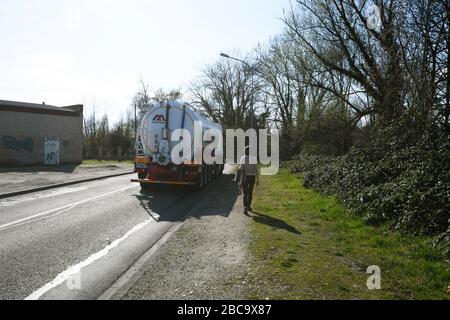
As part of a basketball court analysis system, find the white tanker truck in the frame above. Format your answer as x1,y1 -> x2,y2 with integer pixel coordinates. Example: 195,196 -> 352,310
132,101 -> 224,189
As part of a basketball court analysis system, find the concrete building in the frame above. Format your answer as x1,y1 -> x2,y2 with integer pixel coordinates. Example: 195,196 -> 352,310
0,100 -> 83,165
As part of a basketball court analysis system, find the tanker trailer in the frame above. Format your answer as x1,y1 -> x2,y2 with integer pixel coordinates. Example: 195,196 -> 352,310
132,101 -> 224,189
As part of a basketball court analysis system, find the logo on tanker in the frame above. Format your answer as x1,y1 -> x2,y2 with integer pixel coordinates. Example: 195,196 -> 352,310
152,114 -> 166,123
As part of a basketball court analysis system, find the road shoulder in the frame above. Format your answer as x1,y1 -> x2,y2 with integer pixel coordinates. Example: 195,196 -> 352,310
121,175 -> 256,300
118,170 -> 449,300
248,170 -> 449,300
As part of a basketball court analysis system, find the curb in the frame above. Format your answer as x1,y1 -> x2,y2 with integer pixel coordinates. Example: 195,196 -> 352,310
97,221 -> 185,300
98,175 -> 225,300
0,171 -> 134,199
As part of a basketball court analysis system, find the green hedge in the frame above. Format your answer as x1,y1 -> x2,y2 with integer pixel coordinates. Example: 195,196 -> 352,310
284,123 -> 450,253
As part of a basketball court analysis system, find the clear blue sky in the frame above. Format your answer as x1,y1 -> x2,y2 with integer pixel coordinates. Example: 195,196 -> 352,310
0,0 -> 290,123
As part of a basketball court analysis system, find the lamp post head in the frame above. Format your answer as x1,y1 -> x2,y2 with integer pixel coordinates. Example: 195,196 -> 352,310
220,53 -> 230,58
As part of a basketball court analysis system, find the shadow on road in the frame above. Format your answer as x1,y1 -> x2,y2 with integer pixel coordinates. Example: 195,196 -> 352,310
132,172 -> 301,236
250,211 -> 302,235
133,175 -> 239,222
189,174 -> 240,219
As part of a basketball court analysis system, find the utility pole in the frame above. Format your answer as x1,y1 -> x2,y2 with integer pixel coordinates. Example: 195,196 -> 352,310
134,102 -> 137,148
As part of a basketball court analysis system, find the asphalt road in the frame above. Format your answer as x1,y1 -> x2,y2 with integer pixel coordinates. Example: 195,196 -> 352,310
0,174 -> 213,300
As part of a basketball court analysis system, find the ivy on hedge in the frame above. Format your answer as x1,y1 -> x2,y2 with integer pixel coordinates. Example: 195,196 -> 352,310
284,121 -> 450,255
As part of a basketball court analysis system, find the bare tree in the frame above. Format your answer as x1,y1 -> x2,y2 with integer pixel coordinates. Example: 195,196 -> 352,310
284,0 -> 408,122
256,37 -> 296,132
132,78 -> 151,113
255,36 -> 308,157
190,58 -> 257,129
403,0 -> 449,127
153,88 -> 183,103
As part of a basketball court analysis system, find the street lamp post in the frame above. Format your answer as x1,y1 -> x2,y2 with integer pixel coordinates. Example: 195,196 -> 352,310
220,53 -> 256,129
134,102 -> 137,141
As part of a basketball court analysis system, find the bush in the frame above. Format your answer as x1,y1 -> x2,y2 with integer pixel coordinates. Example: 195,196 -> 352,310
284,122 -> 450,241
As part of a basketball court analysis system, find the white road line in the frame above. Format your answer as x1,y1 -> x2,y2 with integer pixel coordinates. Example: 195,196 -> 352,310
0,204 -> 79,232
0,185 -> 138,231
25,218 -> 153,300
0,186 -> 88,207
0,175 -> 132,208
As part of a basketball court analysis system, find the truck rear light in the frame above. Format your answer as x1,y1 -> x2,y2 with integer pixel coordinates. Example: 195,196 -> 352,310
136,156 -> 153,165
135,156 -> 146,164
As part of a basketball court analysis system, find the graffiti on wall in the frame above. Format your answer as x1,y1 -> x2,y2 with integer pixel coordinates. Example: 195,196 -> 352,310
1,136 -> 34,153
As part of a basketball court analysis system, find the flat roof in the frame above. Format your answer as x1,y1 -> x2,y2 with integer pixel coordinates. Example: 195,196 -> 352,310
0,100 -> 82,117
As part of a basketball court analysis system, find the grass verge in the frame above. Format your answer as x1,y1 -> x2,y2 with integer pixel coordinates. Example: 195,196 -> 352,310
81,160 -> 133,166
247,169 -> 449,299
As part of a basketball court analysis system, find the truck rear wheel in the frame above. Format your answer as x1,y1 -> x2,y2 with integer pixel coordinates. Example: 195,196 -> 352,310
140,183 -> 151,190
195,170 -> 204,190
206,166 -> 209,184
206,166 -> 211,184
213,164 -> 220,178
138,172 -> 152,190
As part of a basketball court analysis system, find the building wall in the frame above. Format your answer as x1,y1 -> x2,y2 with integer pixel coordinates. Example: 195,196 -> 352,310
0,106 -> 83,165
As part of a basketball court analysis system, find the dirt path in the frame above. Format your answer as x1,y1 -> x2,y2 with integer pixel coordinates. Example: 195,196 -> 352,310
122,175 -> 257,300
